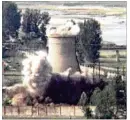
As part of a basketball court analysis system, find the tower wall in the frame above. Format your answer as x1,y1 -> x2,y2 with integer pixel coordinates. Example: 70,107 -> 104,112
48,36 -> 80,73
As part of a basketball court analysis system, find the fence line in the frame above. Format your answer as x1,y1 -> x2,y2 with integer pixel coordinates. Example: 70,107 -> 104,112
2,105 -> 84,118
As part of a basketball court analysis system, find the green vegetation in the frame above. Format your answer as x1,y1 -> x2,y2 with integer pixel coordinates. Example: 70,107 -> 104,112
84,107 -> 92,119
90,84 -> 116,118
79,19 -> 102,63
82,75 -> 126,119
2,1 -> 21,42
115,76 -> 126,110
21,8 -> 50,46
3,97 -> 12,105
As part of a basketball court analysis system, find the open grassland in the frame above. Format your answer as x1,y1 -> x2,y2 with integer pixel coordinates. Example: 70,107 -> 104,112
17,3 -> 126,16
63,7 -> 126,16
100,49 -> 126,58
99,49 -> 126,70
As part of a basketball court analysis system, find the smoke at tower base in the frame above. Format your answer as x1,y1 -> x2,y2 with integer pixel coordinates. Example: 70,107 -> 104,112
3,50 -> 107,105
21,50 -> 106,105
22,51 -> 52,98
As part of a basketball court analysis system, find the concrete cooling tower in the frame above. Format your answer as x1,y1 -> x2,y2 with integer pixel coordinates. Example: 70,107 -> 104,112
47,20 -> 81,73
48,36 -> 80,73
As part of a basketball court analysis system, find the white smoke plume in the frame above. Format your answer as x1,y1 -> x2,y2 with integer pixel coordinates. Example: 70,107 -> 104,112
47,20 -> 80,37
22,51 -> 52,97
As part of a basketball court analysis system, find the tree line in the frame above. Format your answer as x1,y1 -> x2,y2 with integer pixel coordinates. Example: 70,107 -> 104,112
2,1 -> 50,48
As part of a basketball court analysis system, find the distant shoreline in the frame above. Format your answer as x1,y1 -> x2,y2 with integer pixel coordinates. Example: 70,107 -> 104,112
15,1 -> 126,7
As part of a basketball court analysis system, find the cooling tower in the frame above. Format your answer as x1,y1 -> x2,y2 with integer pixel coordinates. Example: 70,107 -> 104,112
48,36 -> 80,73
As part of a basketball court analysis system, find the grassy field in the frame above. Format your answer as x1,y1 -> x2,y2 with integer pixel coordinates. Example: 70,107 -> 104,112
98,49 -> 126,76
16,2 -> 126,17
100,50 -> 126,58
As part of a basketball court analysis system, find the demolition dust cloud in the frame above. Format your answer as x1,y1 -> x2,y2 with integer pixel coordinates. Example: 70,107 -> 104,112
22,51 -> 52,97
